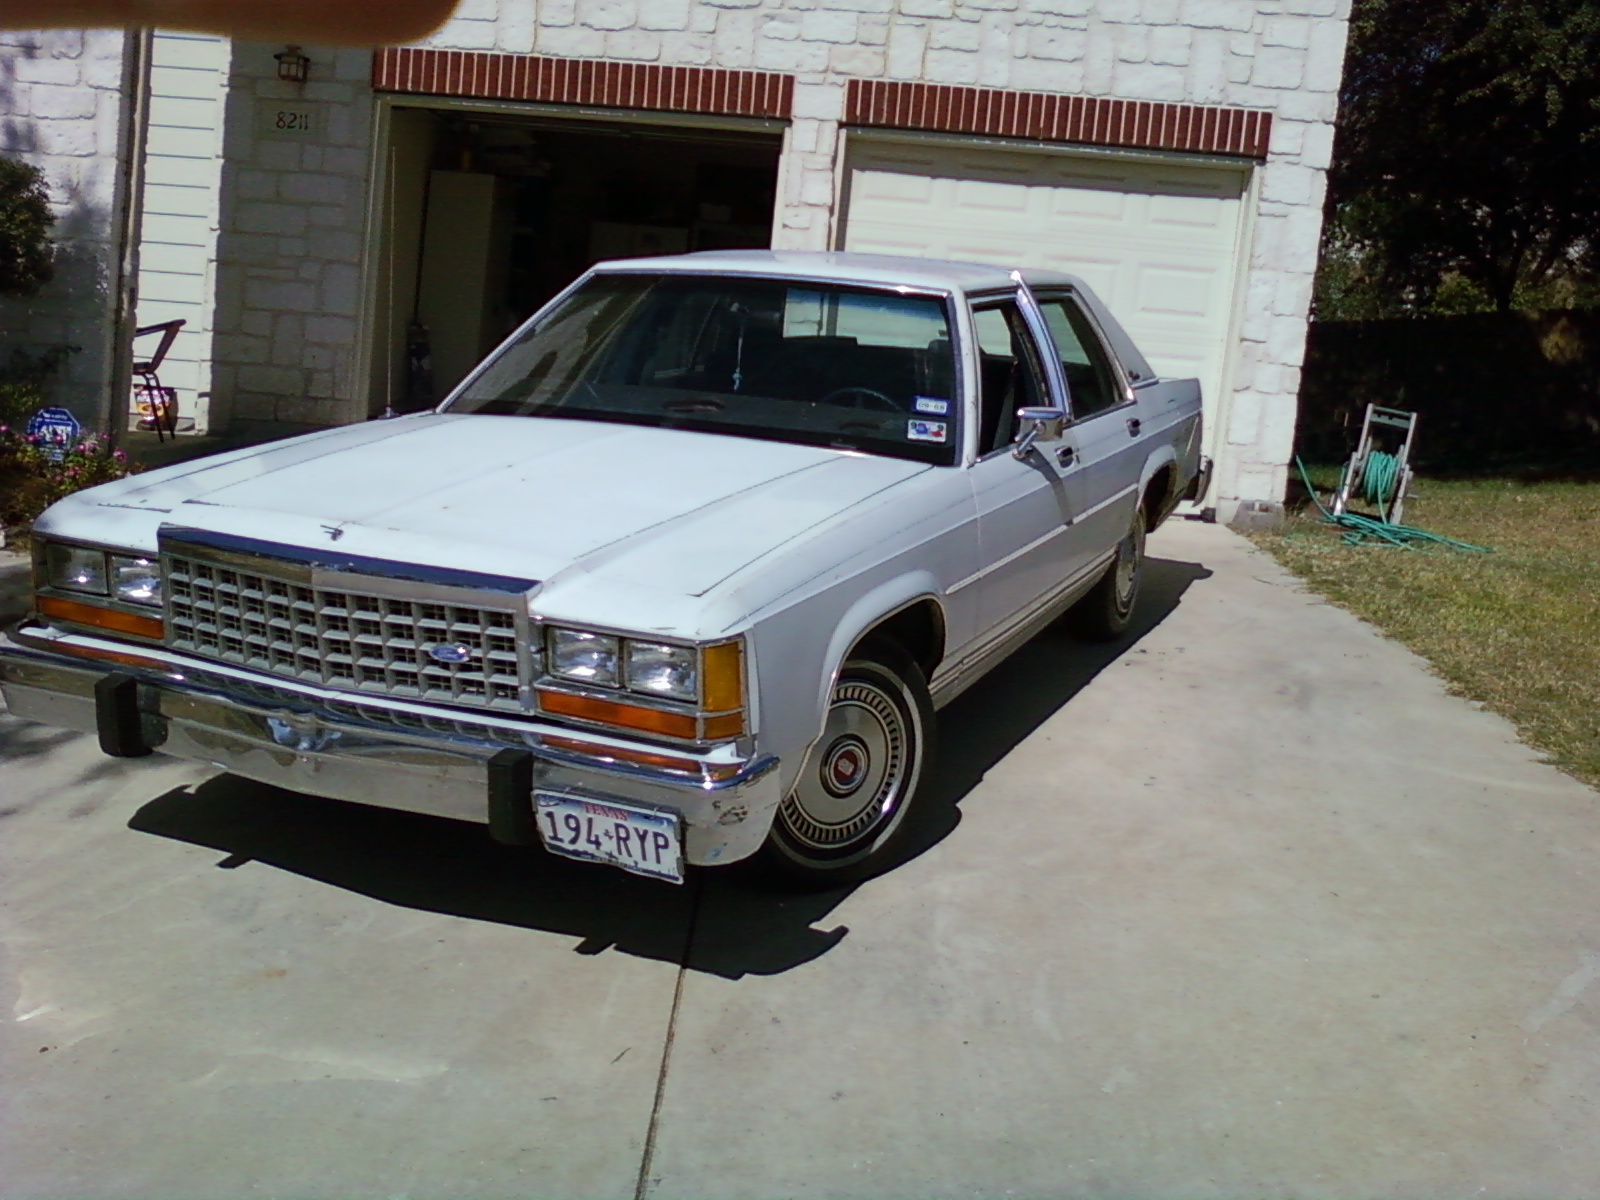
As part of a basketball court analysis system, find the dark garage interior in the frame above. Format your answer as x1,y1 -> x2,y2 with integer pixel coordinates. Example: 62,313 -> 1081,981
372,106 -> 783,412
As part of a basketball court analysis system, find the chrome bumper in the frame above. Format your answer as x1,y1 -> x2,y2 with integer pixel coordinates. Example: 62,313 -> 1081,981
0,624 -> 782,868
1181,453 -> 1214,505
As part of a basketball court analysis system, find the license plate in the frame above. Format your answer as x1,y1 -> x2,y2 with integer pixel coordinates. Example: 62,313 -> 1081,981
534,792 -> 684,884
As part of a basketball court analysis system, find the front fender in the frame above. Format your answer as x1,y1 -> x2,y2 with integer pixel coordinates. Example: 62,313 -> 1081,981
815,572 -> 945,718
742,569 -> 947,799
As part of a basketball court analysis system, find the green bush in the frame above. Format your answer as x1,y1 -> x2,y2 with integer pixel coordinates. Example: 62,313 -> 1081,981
0,345 -> 77,427
0,157 -> 55,298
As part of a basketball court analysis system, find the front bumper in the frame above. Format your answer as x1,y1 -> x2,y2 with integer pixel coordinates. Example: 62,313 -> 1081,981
0,623 -> 782,868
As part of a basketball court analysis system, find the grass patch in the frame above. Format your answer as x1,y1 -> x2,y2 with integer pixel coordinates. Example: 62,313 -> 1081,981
1251,473 -> 1600,791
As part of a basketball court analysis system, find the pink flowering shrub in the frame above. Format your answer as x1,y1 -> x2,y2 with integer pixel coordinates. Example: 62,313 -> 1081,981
0,427 -> 139,547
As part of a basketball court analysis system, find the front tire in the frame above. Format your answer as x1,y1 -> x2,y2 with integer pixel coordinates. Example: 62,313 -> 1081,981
758,644 -> 934,890
1066,502 -> 1146,641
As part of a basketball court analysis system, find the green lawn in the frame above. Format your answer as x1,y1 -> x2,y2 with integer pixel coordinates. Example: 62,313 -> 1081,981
1251,473 -> 1600,791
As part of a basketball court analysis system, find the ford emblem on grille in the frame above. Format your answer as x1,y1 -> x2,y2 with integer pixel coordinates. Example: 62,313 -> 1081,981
427,643 -> 473,664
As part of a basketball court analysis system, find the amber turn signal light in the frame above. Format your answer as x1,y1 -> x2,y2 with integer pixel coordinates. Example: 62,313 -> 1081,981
37,594 -> 165,641
702,640 -> 744,712
538,689 -> 699,740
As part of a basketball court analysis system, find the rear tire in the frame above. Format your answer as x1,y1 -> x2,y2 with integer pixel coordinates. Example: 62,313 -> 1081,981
756,642 -> 934,890
1066,502 -> 1146,641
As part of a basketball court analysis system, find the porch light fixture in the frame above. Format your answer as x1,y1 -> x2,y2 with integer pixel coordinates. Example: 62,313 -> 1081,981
274,45 -> 310,84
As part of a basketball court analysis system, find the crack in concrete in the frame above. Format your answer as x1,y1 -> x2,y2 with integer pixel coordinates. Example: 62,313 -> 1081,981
1521,950 -> 1600,1033
634,871 -> 703,1200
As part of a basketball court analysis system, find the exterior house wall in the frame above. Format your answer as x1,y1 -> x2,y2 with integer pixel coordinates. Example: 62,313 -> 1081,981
205,0 -> 1350,520
0,29 -> 130,429
207,44 -> 376,431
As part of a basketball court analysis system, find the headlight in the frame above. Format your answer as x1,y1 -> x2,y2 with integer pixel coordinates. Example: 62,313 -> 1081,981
624,641 -> 698,702
111,556 -> 162,607
46,544 -> 108,594
549,628 -> 619,687
538,629 -> 746,742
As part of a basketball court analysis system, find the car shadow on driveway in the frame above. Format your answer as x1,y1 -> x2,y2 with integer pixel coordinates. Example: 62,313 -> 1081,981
126,550 -> 1210,980
873,551 -> 1213,877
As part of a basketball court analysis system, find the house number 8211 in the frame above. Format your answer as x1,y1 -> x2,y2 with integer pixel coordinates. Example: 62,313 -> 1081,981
258,105 -> 320,137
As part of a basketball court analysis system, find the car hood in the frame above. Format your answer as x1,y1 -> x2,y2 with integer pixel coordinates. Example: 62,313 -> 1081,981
65,414 -> 928,606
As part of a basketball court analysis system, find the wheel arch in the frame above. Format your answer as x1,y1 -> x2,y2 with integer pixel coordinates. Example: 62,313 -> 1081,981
1139,446 -> 1180,531
815,575 -> 946,719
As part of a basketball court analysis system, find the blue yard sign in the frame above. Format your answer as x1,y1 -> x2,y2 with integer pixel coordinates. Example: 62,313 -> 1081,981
26,407 -> 82,462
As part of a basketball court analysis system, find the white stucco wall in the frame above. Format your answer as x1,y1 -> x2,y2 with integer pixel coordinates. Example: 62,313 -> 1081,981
0,29 -> 129,430
207,0 -> 1350,516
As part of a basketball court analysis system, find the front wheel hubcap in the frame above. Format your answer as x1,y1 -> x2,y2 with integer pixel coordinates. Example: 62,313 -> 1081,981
780,679 -> 908,851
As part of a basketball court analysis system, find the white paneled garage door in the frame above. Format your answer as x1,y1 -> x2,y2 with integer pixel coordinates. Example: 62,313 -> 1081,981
840,138 -> 1251,445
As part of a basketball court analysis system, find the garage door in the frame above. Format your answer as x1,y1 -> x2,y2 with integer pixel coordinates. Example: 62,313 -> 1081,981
840,139 -> 1250,442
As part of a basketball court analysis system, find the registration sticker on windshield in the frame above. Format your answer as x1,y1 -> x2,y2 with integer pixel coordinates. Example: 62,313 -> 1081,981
907,419 -> 948,444
913,396 -> 949,415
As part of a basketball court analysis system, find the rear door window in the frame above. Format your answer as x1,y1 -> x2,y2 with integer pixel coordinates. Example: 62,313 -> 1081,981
1036,296 -> 1124,420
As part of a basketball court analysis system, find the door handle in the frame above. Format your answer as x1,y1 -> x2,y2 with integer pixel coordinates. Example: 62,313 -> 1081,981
1055,444 -> 1076,467
1126,418 -> 1142,437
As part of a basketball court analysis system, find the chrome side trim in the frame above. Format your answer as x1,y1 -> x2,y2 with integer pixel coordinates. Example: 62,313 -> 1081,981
945,481 -> 1132,599
1076,483 -> 1140,524
1011,272 -> 1075,419
930,548 -> 1113,707
583,267 -> 956,302
947,521 -> 1072,595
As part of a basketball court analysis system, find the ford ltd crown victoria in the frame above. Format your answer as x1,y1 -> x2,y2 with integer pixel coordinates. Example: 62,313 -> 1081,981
0,251 -> 1206,888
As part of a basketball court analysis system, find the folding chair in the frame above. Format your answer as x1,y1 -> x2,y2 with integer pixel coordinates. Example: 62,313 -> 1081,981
132,319 -> 185,440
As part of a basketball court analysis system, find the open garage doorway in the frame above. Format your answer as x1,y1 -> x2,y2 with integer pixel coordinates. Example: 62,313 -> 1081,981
369,106 -> 783,415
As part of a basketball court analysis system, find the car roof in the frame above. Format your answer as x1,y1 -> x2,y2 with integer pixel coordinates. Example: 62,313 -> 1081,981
589,249 -> 1085,297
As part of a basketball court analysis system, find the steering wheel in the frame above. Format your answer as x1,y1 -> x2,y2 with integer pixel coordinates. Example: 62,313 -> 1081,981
819,386 -> 897,412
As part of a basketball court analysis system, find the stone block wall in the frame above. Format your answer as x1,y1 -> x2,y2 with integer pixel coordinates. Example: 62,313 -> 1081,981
208,0 -> 1351,514
0,29 -> 129,430
207,44 -> 375,429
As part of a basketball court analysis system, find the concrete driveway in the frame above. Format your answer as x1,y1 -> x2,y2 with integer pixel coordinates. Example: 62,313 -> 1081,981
3,521 -> 1598,1198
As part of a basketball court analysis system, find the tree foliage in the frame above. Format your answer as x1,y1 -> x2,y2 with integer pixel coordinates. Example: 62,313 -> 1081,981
1320,0 -> 1600,317
0,157 -> 56,299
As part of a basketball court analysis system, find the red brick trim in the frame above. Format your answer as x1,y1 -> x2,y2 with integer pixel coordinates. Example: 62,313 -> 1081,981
373,48 -> 794,120
845,80 -> 1272,159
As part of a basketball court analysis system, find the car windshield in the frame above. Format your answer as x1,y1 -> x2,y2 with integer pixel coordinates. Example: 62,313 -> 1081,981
446,273 -> 960,465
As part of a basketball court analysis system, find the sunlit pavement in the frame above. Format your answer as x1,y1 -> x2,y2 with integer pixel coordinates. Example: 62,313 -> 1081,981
4,521 -> 1599,1198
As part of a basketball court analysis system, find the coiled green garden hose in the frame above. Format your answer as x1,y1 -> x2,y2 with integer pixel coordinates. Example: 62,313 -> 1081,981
1296,456 -> 1491,552
1362,450 -> 1403,512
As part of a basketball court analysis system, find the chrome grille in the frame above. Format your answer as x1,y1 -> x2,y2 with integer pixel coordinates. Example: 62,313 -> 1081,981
164,551 -> 528,713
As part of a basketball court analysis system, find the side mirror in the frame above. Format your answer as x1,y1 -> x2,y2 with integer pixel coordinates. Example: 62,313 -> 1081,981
1012,406 -> 1067,460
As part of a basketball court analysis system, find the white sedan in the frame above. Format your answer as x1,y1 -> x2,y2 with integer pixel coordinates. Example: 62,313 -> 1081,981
1,251 -> 1205,888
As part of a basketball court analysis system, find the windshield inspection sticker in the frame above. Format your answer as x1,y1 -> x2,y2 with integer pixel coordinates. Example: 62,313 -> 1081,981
907,418 -> 948,444
913,396 -> 950,415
